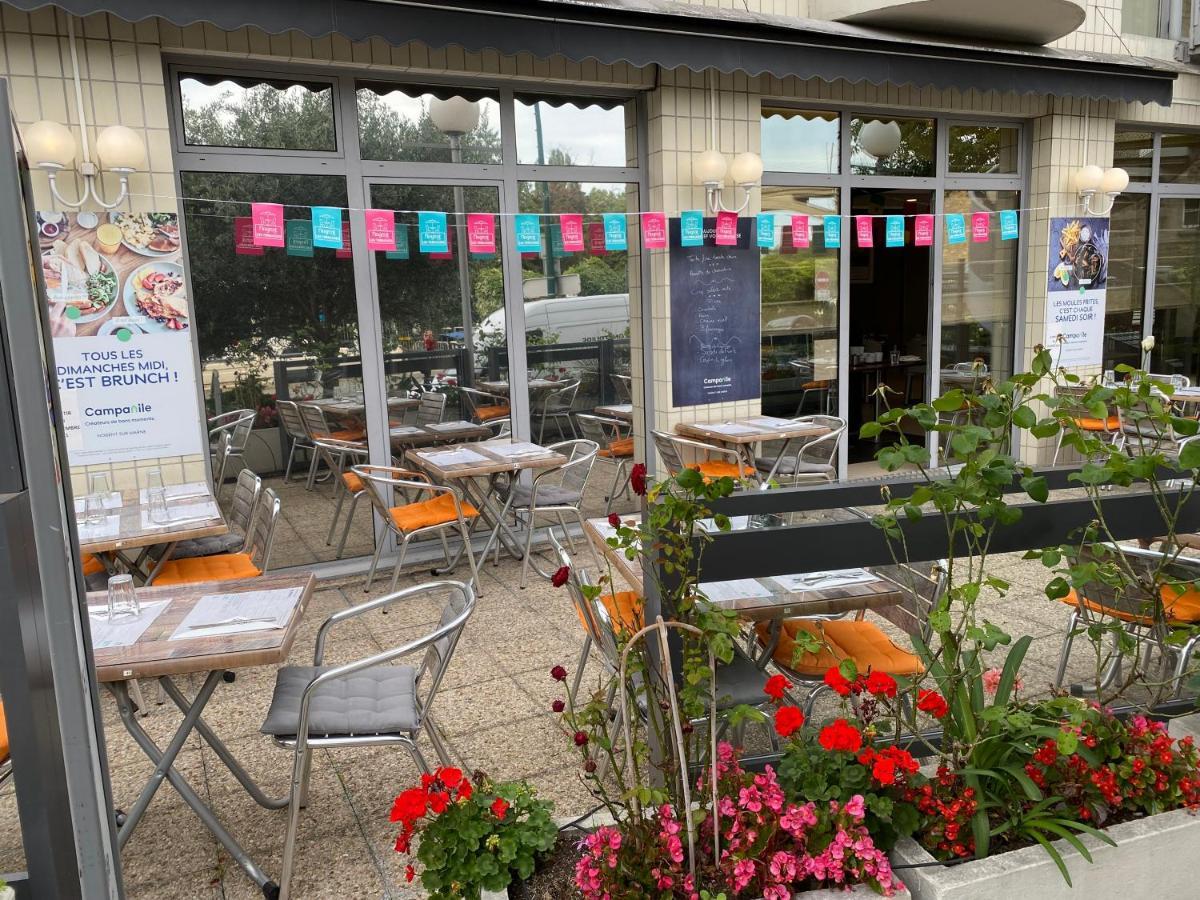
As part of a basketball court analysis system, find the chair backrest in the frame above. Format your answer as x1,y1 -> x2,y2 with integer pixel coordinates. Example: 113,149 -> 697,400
297,403 -> 334,440
247,486 -> 281,573
794,415 -> 847,466
545,438 -> 599,496
870,560 -> 948,641
652,430 -> 686,475
229,468 -> 262,537
542,380 -> 580,413
352,464 -> 439,530
575,413 -> 622,448
551,535 -> 615,664
275,400 -> 308,442
415,582 -> 477,700
228,409 -> 255,452
488,417 -> 512,438
212,431 -> 232,477
611,374 -> 632,402
416,391 -> 447,426
1145,372 -> 1190,388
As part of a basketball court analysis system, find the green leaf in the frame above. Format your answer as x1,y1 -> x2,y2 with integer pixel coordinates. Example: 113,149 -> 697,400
1013,406 -> 1037,429
932,389 -> 966,413
1031,831 -> 1073,887
1180,441 -> 1200,471
993,635 -> 1033,707
1000,763 -> 1044,801
860,421 -> 883,439
1031,419 -> 1061,439
1021,475 -> 1049,503
1045,577 -> 1071,600
1037,821 -> 1093,864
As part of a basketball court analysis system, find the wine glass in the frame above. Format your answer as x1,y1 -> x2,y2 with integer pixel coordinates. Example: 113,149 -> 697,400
107,573 -> 139,620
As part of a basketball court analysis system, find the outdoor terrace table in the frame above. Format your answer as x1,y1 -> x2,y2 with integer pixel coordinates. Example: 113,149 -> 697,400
674,417 -> 830,473
91,572 -> 315,898
595,403 -> 633,423
405,438 -> 567,567
77,481 -> 227,584
310,395 -> 419,420
478,378 -> 561,396
388,420 -> 491,453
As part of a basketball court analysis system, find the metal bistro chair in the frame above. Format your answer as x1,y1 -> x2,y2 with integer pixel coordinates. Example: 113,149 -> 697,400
1053,388 -> 1120,465
356,465 -> 483,595
321,439 -> 371,559
460,386 -> 511,426
276,400 -> 315,482
149,488 -> 281,586
611,373 -> 633,402
168,469 -> 262,560
209,409 -> 255,496
755,415 -> 846,485
415,390 -> 447,426
535,379 -> 581,442
789,360 -> 833,416
576,413 -> 634,513
505,438 -> 599,589
262,580 -> 476,900
298,403 -> 365,490
651,430 -> 756,485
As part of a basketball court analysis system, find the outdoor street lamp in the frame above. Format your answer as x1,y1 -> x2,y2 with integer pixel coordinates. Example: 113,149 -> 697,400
23,120 -> 145,209
695,149 -> 764,214
1071,164 -> 1129,216
859,119 -> 903,161
430,96 -> 481,359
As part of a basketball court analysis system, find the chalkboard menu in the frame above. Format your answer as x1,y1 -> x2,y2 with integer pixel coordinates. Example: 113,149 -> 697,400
669,217 -> 761,407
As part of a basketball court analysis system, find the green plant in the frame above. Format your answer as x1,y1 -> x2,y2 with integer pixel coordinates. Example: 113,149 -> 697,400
391,766 -> 556,899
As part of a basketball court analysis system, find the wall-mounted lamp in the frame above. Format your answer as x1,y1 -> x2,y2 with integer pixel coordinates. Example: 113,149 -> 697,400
694,149 -> 763,214
1071,164 -> 1128,216
23,120 -> 145,209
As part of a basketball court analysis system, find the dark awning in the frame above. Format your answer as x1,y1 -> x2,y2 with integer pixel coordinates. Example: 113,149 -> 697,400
9,0 -> 1181,104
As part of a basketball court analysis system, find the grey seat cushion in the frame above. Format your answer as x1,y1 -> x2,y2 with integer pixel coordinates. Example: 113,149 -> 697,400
261,665 -> 419,737
170,531 -> 244,559
755,456 -> 835,477
713,651 -> 773,711
503,483 -> 582,508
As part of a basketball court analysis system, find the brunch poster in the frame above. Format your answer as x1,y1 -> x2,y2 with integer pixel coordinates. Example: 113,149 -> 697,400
38,210 -> 205,465
1044,216 -> 1109,369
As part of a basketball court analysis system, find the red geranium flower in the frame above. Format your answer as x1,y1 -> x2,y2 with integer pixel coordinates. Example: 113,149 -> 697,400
865,670 -> 898,698
456,780 -> 473,801
818,718 -> 863,753
774,705 -> 805,738
405,864 -> 416,883
428,791 -> 451,815
551,565 -> 570,587
437,767 -> 463,789
630,462 -> 648,496
918,688 -> 950,719
823,666 -> 854,697
390,788 -> 428,823
608,512 -> 621,527
491,797 -> 510,821
764,673 -> 792,701
551,665 -> 568,682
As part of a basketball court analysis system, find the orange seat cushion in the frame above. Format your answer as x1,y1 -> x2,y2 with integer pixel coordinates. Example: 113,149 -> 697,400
577,591 -> 644,635
802,380 -> 831,390
342,471 -> 365,493
0,699 -> 8,765
153,553 -> 262,586
81,553 -> 106,577
475,405 -> 511,422
691,460 -> 755,481
756,618 -> 924,677
1070,416 -> 1119,432
330,429 -> 365,442
389,492 -> 480,532
599,437 -> 634,458
756,620 -> 842,675
1061,587 -> 1200,626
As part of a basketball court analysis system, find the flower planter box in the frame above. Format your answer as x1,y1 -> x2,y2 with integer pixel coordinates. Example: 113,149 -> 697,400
489,883 -> 902,899
890,807 -> 1200,900
242,426 -> 284,476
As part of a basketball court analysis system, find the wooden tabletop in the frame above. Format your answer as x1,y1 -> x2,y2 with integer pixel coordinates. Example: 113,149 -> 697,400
478,379 -> 562,395
406,437 -> 567,480
675,417 -> 830,446
310,396 -> 419,418
595,403 -> 633,422
78,483 -> 227,554
89,572 -> 315,681
389,421 -> 492,449
585,517 -> 904,621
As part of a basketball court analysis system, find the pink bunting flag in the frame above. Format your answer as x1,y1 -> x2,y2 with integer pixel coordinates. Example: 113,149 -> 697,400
251,202 -> 285,247
642,212 -> 667,249
715,211 -> 738,246
855,216 -> 874,248
364,209 -> 396,252
914,214 -> 935,247
467,214 -> 496,254
234,217 -> 264,256
791,215 -> 809,248
335,221 -> 353,259
971,212 -> 990,243
588,222 -> 607,256
560,214 -> 584,252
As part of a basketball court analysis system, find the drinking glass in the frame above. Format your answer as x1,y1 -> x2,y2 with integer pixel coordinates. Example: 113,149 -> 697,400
107,573 -> 139,620
83,491 -> 104,526
147,487 -> 170,525
144,467 -> 164,495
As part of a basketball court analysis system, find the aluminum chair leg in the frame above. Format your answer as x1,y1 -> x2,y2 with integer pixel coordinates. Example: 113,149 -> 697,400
571,509 -> 603,574
334,493 -> 363,559
1052,610 -> 1078,688
424,716 -> 454,768
305,450 -> 321,491
519,511 -> 537,589
571,634 -> 593,700
326,489 -> 348,545
557,512 -> 578,553
389,534 -> 413,593
363,536 -> 386,592
283,439 -> 297,481
402,738 -> 432,777
278,743 -> 312,900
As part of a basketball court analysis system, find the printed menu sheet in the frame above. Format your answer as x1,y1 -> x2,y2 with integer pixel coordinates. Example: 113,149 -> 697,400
773,569 -> 876,591
87,600 -> 171,649
420,447 -> 490,467
485,441 -> 550,459
169,587 -> 303,640
77,515 -> 121,541
699,579 -> 772,603
138,481 -> 211,503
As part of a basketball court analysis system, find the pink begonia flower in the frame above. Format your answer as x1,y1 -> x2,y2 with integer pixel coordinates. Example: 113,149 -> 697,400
844,794 -> 866,819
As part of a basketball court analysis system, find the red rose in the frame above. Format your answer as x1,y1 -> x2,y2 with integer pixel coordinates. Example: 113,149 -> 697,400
574,730 -> 589,747
918,688 -> 950,719
818,718 -> 863,753
551,665 -> 568,681
774,705 -> 805,738
552,699 -> 565,713
551,565 -> 570,587
405,864 -> 416,883
630,462 -> 648,496
865,671 -> 897,698
608,512 -> 621,527
437,767 -> 463,789
764,674 -> 792,702
823,666 -> 853,697
584,758 -> 597,773
491,797 -> 510,821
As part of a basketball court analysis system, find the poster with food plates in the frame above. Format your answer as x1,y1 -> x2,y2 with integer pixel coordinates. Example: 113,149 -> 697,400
38,210 -> 205,465
1044,216 -> 1109,369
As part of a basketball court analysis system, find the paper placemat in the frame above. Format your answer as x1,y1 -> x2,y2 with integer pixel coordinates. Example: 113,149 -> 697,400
88,600 -> 170,649
138,481 -> 211,504
703,422 -> 761,436
390,425 -> 424,436
170,587 -> 303,640
426,420 -> 479,432
74,492 -> 122,514
420,447 -> 490,466
486,441 -> 550,459
140,500 -> 220,531
78,515 -> 121,541
773,569 -> 876,592
699,579 -> 772,603
742,416 -> 794,428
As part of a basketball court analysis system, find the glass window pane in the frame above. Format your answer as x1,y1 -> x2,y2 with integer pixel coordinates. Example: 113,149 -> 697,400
1114,129 -> 1155,183
515,97 -> 635,167
1105,193 -> 1149,372
355,84 -> 502,163
947,125 -> 1020,174
1158,132 -> 1200,184
179,74 -> 335,151
850,116 -> 935,177
181,172 -> 368,566
940,190 -> 1019,384
1122,0 -> 1163,37
761,108 -> 839,174
759,186 -> 839,418
1151,197 -> 1200,381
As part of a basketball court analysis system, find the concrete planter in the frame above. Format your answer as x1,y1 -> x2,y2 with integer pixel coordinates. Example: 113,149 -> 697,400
242,426 -> 284,475
891,806 -> 1200,900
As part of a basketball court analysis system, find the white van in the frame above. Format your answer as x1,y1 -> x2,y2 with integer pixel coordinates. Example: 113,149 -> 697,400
476,293 -> 629,346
